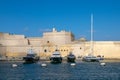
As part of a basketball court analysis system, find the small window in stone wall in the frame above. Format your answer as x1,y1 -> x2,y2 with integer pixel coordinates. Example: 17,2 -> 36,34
44,49 -> 47,52
47,41 -> 49,43
80,47 -> 82,49
55,49 -> 58,51
28,39 -> 30,45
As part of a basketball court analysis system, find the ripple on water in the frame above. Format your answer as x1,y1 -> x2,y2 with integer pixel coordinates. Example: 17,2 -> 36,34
0,61 -> 120,80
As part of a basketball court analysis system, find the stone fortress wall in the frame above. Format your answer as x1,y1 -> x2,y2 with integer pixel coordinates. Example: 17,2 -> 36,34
71,41 -> 120,59
0,28 -> 120,60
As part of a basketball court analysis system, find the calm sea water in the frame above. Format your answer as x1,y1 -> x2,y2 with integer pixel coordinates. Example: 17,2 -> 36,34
0,61 -> 120,80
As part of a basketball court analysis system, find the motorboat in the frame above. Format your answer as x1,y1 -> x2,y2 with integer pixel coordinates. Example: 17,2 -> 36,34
50,51 -> 62,63
67,52 -> 76,62
23,49 -> 39,63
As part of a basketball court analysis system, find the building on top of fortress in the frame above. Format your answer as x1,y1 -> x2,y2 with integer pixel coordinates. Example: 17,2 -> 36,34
0,28 -> 120,60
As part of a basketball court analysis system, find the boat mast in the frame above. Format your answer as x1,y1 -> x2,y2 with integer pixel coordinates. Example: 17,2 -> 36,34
90,14 -> 94,56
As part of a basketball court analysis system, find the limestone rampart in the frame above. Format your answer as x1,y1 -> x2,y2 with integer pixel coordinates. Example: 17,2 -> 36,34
0,29 -> 120,60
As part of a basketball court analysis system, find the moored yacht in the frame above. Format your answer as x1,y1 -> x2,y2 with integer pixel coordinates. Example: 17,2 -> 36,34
23,49 -> 39,63
82,14 -> 104,62
67,52 -> 76,62
82,54 -> 104,62
50,50 -> 62,63
82,54 -> 99,62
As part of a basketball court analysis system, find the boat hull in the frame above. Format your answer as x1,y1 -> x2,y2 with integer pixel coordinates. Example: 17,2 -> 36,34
67,57 -> 76,62
82,58 -> 99,62
82,57 -> 100,62
23,57 -> 39,63
50,57 -> 62,63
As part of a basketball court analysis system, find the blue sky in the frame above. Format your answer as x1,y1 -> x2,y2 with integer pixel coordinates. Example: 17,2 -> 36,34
0,0 -> 120,41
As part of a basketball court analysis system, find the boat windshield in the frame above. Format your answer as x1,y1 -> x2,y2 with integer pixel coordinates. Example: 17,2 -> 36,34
27,54 -> 36,57
85,56 -> 96,58
52,51 -> 61,55
53,54 -> 60,55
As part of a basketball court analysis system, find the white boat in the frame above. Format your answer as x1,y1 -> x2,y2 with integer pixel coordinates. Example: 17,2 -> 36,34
50,51 -> 62,63
82,54 -> 100,62
82,14 -> 104,62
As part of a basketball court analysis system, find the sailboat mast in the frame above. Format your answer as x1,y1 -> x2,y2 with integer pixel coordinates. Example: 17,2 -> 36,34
90,14 -> 94,55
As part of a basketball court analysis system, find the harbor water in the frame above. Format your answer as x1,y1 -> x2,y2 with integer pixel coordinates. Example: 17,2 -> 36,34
0,61 -> 120,80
